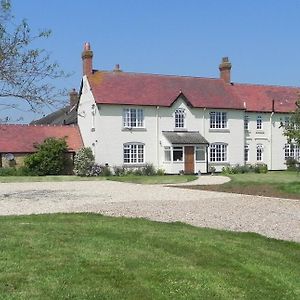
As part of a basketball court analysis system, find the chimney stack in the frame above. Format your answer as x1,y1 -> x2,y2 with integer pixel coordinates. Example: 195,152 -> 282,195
69,88 -> 79,108
219,57 -> 232,84
82,42 -> 93,76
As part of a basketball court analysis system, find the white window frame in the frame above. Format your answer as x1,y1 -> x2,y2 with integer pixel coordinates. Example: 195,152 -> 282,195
256,144 -> 263,161
123,108 -> 144,128
285,144 -> 300,160
244,144 -> 249,162
123,143 -> 144,164
244,115 -> 249,130
256,115 -> 262,130
164,146 -> 171,162
174,108 -> 185,129
210,143 -> 228,162
210,112 -> 227,129
173,146 -> 184,162
195,145 -> 206,162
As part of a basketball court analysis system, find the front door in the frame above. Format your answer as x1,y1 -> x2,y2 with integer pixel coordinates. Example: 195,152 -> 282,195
184,146 -> 194,174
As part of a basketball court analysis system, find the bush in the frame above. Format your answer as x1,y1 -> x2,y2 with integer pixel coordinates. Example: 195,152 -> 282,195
24,138 -> 69,176
113,166 -> 126,176
156,168 -> 165,176
141,163 -> 156,176
101,166 -> 112,176
73,147 -> 95,176
0,167 -> 17,176
222,163 -> 268,175
285,157 -> 299,171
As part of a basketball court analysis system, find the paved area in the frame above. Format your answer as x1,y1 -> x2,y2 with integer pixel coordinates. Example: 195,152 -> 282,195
0,178 -> 299,243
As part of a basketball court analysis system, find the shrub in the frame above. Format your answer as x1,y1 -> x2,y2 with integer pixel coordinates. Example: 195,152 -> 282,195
141,163 -> 156,176
24,138 -> 69,176
156,168 -> 165,176
87,164 -> 102,176
0,167 -> 17,176
101,166 -> 112,176
74,147 -> 95,176
222,164 -> 267,174
285,157 -> 299,171
113,166 -> 126,176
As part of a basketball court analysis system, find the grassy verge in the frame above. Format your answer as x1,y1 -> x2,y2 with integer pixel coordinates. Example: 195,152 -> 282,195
188,171 -> 300,199
107,174 -> 197,184
0,175 -> 197,184
0,214 -> 299,299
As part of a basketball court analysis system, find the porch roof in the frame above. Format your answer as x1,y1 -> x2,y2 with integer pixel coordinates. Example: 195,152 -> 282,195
163,131 -> 209,145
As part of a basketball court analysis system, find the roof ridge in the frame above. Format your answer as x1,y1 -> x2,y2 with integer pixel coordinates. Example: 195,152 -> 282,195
233,82 -> 300,89
92,69 -> 221,81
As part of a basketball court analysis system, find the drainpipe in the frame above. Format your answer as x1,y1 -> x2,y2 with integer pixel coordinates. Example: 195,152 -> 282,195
156,106 -> 160,168
270,111 -> 274,170
203,108 -> 206,137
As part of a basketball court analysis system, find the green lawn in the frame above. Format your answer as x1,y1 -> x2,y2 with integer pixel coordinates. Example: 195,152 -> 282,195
0,214 -> 299,299
0,175 -> 197,184
107,174 -> 197,184
192,171 -> 300,199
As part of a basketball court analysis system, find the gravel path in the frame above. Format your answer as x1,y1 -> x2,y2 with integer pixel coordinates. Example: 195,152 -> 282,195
0,178 -> 299,243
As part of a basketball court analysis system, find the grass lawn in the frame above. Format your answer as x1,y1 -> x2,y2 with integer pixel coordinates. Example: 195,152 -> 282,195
107,174 -> 197,184
0,214 -> 299,299
0,174 -> 197,184
189,171 -> 300,199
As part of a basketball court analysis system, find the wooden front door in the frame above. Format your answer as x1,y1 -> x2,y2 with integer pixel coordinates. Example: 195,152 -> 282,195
184,146 -> 194,174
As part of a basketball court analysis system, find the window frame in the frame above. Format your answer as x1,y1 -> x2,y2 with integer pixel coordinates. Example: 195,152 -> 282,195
210,112 -> 228,129
123,143 -> 145,164
195,145 -> 206,162
244,144 -> 249,162
174,108 -> 186,129
256,115 -> 263,130
256,144 -> 263,161
123,108 -> 144,128
285,143 -> 300,160
244,115 -> 249,130
210,143 -> 228,162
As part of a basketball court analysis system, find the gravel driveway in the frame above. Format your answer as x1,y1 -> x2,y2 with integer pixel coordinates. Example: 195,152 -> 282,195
0,177 -> 299,243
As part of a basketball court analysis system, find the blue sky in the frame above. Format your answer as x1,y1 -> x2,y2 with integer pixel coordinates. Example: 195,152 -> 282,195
4,0 -> 300,122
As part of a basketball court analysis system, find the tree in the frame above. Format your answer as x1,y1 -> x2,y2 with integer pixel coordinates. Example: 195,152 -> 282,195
0,0 -> 67,120
284,98 -> 300,146
24,137 -> 69,175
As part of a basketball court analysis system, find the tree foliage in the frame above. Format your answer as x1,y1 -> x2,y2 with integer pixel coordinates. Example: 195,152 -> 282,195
284,98 -> 300,146
0,0 -> 67,118
24,137 -> 69,175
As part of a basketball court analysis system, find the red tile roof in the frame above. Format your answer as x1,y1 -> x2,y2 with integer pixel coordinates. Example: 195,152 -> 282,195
88,71 -> 244,110
0,125 -> 83,153
87,71 -> 299,113
232,83 -> 299,113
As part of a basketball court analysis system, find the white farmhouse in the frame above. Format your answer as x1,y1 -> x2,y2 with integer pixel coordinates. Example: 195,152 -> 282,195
78,43 -> 299,174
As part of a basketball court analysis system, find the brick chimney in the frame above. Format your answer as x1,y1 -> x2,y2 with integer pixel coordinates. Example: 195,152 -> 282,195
69,89 -> 79,108
219,57 -> 232,84
81,42 -> 93,76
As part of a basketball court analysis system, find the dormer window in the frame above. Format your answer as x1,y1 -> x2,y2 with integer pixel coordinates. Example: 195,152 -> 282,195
123,108 -> 144,128
175,108 -> 185,129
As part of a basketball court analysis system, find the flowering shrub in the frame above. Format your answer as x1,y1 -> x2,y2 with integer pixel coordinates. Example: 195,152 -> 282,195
73,147 -> 95,176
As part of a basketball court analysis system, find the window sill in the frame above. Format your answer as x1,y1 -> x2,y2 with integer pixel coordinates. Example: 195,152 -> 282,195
209,162 -> 230,165
122,127 -> 147,132
256,130 -> 264,134
173,128 -> 187,132
209,128 -> 230,133
123,163 -> 146,167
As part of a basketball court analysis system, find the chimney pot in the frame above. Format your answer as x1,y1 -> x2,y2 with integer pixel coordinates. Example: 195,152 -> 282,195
113,63 -> 122,72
